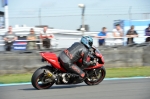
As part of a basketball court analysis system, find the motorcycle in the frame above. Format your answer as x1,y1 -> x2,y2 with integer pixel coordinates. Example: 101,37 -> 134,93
31,46 -> 106,90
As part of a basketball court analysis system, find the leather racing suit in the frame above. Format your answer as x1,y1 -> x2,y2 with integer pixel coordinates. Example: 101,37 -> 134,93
58,42 -> 95,78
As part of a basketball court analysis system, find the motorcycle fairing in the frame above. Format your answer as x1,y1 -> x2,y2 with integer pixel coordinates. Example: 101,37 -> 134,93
40,52 -> 66,72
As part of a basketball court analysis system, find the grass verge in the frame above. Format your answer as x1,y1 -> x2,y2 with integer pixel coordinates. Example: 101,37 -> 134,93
106,66 -> 150,78
0,66 -> 150,84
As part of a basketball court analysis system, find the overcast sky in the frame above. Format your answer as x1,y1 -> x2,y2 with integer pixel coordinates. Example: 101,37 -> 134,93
0,0 -> 150,31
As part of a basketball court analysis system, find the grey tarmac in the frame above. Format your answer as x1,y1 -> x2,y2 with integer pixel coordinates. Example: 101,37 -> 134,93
0,78 -> 150,99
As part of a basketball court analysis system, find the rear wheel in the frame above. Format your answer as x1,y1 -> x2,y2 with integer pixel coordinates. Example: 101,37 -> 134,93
31,68 -> 54,90
84,66 -> 106,85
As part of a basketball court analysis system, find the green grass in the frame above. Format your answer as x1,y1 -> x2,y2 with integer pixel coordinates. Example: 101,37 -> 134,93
0,66 -> 150,84
0,73 -> 32,84
106,66 -> 150,78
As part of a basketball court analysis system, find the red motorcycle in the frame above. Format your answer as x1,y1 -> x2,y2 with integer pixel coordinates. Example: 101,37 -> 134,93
31,46 -> 106,90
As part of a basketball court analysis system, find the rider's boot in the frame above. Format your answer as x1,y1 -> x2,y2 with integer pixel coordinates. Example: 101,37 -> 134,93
70,73 -> 88,83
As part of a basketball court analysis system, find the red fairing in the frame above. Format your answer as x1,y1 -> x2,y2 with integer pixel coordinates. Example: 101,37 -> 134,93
40,52 -> 66,72
85,63 -> 103,70
95,52 -> 105,64
85,52 -> 104,69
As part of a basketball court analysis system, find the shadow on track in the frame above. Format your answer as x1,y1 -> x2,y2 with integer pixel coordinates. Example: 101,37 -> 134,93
51,84 -> 87,89
19,88 -> 36,90
19,84 -> 87,91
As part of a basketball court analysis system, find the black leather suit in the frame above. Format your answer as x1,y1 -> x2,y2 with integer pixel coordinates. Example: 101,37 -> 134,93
58,42 -> 93,78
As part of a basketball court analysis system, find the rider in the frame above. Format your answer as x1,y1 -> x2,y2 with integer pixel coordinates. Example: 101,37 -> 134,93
58,36 -> 96,83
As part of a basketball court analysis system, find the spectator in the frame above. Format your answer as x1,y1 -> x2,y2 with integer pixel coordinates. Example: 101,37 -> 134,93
40,26 -> 54,49
96,27 -> 108,46
145,24 -> 150,42
126,25 -> 138,44
112,24 -> 124,45
26,28 -> 38,50
3,26 -> 18,51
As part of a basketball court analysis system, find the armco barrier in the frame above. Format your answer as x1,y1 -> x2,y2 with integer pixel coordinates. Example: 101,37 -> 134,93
0,45 -> 149,74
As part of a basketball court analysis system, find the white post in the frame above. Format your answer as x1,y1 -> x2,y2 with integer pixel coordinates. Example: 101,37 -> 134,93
128,6 -> 132,25
78,4 -> 85,36
4,5 -> 9,29
81,7 -> 85,36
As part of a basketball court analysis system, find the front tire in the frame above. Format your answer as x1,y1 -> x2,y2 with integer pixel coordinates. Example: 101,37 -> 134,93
84,66 -> 106,85
31,68 -> 54,90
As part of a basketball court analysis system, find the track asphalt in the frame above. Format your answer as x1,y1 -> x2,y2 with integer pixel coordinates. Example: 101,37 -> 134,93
0,77 -> 150,99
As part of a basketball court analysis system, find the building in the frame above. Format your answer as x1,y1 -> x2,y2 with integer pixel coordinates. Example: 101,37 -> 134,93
0,11 -> 4,28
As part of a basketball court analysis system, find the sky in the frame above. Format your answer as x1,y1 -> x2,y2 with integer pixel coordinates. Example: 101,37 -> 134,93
0,0 -> 150,31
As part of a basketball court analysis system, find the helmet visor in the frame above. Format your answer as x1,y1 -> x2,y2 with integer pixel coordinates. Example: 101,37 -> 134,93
89,41 -> 93,46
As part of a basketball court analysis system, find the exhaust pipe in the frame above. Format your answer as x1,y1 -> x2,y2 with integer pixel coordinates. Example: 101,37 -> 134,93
44,70 -> 56,81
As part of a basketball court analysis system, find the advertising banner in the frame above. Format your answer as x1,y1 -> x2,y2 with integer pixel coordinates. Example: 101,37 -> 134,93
13,36 -> 27,50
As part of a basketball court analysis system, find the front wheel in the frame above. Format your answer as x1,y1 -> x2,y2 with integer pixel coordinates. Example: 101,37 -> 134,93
31,68 -> 54,90
84,66 -> 106,85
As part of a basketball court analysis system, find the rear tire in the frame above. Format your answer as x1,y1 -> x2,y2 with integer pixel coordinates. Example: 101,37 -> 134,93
84,66 -> 106,85
31,68 -> 54,90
